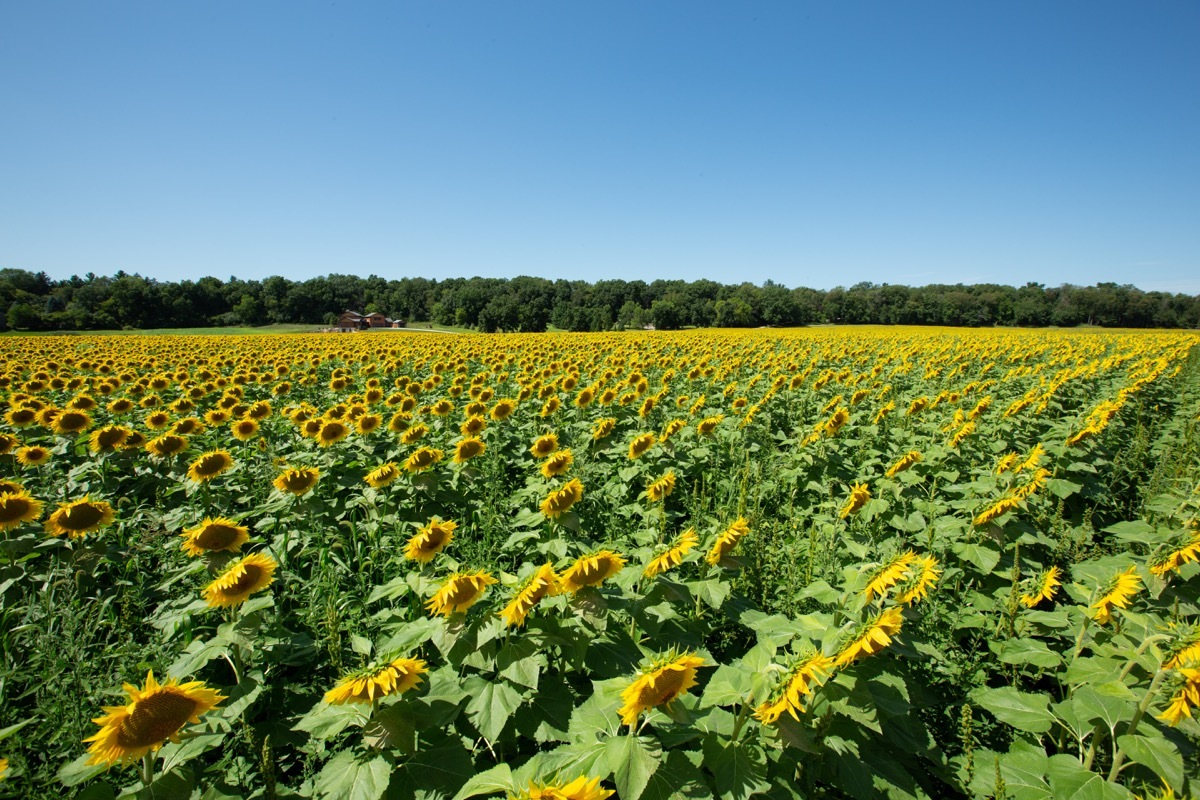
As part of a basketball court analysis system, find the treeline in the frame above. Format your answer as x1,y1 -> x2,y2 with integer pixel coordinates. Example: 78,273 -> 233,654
2,268 -> 1198,332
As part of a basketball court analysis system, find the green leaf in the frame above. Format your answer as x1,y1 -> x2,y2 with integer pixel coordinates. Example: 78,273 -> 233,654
952,542 -> 1001,574
465,679 -> 523,741
997,741 -> 1052,800
293,702 -> 369,739
313,750 -> 391,800
363,703 -> 416,754
702,737 -> 770,800
1115,734 -> 1184,792
57,754 -> 107,788
1046,754 -> 1131,799
642,749 -> 713,800
1072,685 -> 1134,731
1046,478 -> 1082,499
605,734 -> 660,800
451,763 -> 514,800
995,638 -> 1064,670
700,664 -> 753,708
971,686 -> 1055,733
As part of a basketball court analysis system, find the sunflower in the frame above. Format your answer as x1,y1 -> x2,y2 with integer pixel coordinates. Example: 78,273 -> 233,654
645,528 -> 699,577
508,776 -> 614,800
1018,443 -> 1046,473
530,433 -> 559,459
143,411 -> 172,431
404,518 -> 456,563
1020,566 -> 1062,608
660,418 -> 686,441
324,657 -> 428,705
400,423 -> 429,444
146,433 -> 189,458
618,651 -> 708,726
45,497 -> 116,538
185,450 -> 234,483
541,449 -> 573,478
273,466 -> 320,496
1091,565 -> 1141,624
822,408 -> 850,437
315,420 -> 350,447
181,517 -> 249,557
840,483 -> 871,519
84,671 -> 225,766
230,418 -> 259,441
0,433 -> 18,455
460,415 -> 487,436
0,479 -> 23,495
696,415 -> 724,436
894,556 -> 941,606
4,407 -> 37,427
1149,529 -> 1200,577
202,552 -> 278,608
88,425 -> 132,453
754,651 -> 834,724
592,417 -> 616,440
834,606 -> 904,668
52,409 -> 92,435
500,563 -> 560,628
973,494 -> 1021,526
559,550 -> 626,593
404,447 -> 444,473
430,399 -> 454,417
862,551 -> 917,602
627,433 -> 656,460
15,445 -> 51,467
1157,666 -> 1200,727
355,413 -> 382,435
706,517 -> 750,565
1163,624 -> 1200,670
203,409 -> 230,426
299,418 -> 324,438
490,399 -> 517,421
885,451 -> 921,478
540,479 -> 584,519
453,437 -> 486,464
364,462 -> 401,489
645,471 -> 677,503
426,571 -> 497,616
0,489 -> 43,531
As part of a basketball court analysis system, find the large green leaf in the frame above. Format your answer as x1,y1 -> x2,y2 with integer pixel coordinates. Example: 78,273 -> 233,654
701,737 -> 770,800
1115,734 -> 1185,792
465,678 -> 523,741
313,750 -> 391,800
605,734 -> 660,800
971,686 -> 1055,733
451,763 -> 514,800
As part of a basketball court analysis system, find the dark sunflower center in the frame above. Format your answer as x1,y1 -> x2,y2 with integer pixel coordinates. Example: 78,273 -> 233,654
0,498 -> 32,522
196,524 -> 239,549
284,473 -> 314,491
195,454 -> 229,476
96,428 -> 126,448
225,564 -> 264,594
115,691 -> 197,748
61,503 -> 104,530
58,412 -> 88,431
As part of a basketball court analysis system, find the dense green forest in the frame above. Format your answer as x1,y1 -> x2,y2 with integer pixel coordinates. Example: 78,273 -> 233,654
2,268 -> 1197,332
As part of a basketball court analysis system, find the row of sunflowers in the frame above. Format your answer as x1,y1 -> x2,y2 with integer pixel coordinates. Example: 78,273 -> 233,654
0,326 -> 1198,799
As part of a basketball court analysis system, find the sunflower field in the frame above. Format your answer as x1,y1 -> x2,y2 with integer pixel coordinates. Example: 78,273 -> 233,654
1,326 -> 1199,800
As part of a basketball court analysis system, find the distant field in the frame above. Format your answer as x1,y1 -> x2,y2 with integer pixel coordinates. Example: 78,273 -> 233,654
0,322 -> 470,336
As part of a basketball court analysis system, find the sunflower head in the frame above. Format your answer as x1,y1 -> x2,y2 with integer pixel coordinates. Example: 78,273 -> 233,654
540,479 -> 584,519
404,447 -> 443,473
45,497 -> 115,538
618,650 -> 708,726
706,518 -> 750,565
364,462 -> 401,489
646,528 -> 699,578
405,518 -> 457,563
627,433 -> 656,460
273,467 -> 320,496
560,550 -> 626,593
645,471 -> 677,503
230,418 -> 259,441
540,449 -> 573,478
324,658 -> 428,704
181,517 -> 250,557
202,552 -> 278,608
147,433 -> 189,458
187,450 -> 235,483
500,563 -> 560,628
16,446 -> 51,467
53,409 -> 93,435
89,425 -> 132,453
0,489 -> 43,531
453,437 -> 486,464
315,420 -> 350,447
84,671 -> 226,766
530,433 -> 559,459
426,571 -> 497,616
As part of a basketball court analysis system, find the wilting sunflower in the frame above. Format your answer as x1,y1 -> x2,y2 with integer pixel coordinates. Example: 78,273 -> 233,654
885,451 -> 921,478
187,450 -> 234,483
404,447 -> 444,473
646,528 -> 699,577
834,606 -> 904,668
541,449 -> 573,478
202,552 -> 278,608
15,446 -> 51,467
52,409 -> 93,435
754,650 -> 834,724
315,420 -> 350,447
324,657 -> 428,705
404,518 -> 456,563
181,517 -> 249,557
364,462 -> 401,489
627,433 -> 656,460
592,417 -> 616,440
1020,566 -> 1062,608
83,671 -> 225,766
839,483 -> 871,519
559,550 -> 626,593
530,433 -> 559,459
0,489 -> 43,531
45,497 -> 116,538
426,571 -> 497,616
508,776 -> 614,800
645,471 -> 676,503
146,433 -> 189,459
500,563 -> 560,628
1090,565 -> 1142,624
230,418 -> 259,441
706,517 -> 750,565
1158,666 -> 1200,727
994,453 -> 1020,474
618,650 -> 708,726
540,479 -> 584,519
273,466 -> 320,496
861,551 -> 917,602
973,494 -> 1021,527
453,437 -> 486,464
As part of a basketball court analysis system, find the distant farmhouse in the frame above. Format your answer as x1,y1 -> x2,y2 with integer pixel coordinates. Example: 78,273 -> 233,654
335,310 -> 406,332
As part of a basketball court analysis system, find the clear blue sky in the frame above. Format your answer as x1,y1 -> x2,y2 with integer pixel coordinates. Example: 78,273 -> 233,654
2,2 -> 1197,293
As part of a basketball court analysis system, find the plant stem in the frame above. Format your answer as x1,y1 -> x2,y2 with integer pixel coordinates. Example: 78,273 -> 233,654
141,752 -> 155,786
1107,669 -> 1167,782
